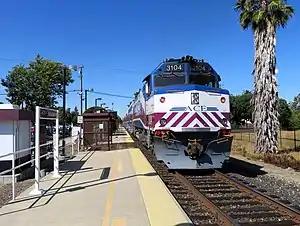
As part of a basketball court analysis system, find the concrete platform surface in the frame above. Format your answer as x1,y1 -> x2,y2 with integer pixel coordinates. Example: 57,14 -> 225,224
112,132 -> 135,144
0,134 -> 192,225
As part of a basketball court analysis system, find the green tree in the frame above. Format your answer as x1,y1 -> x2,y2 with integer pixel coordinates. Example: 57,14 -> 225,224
1,54 -> 74,111
278,98 -> 292,128
289,112 -> 300,129
230,90 -> 293,129
230,90 -> 253,126
288,94 -> 300,129
234,0 -> 294,154
71,106 -> 79,125
290,93 -> 300,112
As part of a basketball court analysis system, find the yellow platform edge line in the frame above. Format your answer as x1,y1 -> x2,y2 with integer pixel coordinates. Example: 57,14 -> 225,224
111,218 -> 126,226
129,148 -> 192,226
102,154 -> 118,226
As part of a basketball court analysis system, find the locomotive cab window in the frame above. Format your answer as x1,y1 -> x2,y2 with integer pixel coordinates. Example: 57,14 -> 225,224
142,74 -> 152,95
154,73 -> 186,88
144,81 -> 150,94
189,74 -> 219,88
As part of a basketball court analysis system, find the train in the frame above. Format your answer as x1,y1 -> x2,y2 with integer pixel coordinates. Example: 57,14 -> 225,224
123,55 -> 233,170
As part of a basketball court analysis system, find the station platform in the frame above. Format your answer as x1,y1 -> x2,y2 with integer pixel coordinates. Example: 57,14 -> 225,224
0,127 -> 192,226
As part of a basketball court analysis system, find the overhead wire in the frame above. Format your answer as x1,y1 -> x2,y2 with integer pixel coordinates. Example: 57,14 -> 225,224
67,89 -> 133,99
91,91 -> 133,99
0,56 -> 147,74
0,56 -> 140,100
0,57 -> 27,63
86,67 -> 147,74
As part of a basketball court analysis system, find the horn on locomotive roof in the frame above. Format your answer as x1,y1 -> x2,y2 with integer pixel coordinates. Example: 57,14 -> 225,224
163,56 -> 206,63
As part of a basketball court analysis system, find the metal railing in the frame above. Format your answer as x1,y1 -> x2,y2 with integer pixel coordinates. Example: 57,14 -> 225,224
0,132 -> 82,201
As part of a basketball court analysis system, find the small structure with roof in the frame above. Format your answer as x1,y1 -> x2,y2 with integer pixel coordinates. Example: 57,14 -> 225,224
83,106 -> 118,151
0,104 -> 34,173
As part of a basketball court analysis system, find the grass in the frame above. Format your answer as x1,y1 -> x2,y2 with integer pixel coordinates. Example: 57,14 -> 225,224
231,132 -> 300,171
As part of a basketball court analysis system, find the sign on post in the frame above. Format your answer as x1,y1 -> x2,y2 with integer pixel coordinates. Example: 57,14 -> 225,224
77,115 -> 83,124
30,106 -> 60,196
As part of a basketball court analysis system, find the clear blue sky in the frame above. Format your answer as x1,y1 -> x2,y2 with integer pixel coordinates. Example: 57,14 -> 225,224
0,0 -> 299,117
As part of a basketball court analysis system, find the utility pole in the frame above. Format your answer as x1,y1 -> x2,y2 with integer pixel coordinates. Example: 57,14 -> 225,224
62,66 -> 67,158
85,89 -> 88,111
78,65 -> 83,115
95,98 -> 101,107
78,65 -> 83,152
84,88 -> 94,111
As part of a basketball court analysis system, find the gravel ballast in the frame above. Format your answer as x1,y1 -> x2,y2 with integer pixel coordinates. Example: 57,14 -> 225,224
0,179 -> 34,208
229,155 -> 300,209
228,172 -> 300,208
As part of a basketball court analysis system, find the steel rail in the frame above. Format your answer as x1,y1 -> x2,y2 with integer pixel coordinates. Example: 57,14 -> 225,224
174,172 -> 238,226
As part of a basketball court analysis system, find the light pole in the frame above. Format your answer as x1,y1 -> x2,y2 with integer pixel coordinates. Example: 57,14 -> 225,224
68,64 -> 84,153
61,64 -> 79,158
95,98 -> 102,107
84,88 -> 94,111
78,66 -> 83,115
61,66 -> 67,157
112,102 -> 114,111
68,65 -> 84,115
61,66 -> 70,157
100,103 -> 106,108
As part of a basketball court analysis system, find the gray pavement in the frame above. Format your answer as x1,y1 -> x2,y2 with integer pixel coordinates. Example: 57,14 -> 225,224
0,129 -> 191,226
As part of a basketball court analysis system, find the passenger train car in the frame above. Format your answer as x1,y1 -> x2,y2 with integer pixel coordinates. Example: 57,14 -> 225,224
123,56 -> 233,170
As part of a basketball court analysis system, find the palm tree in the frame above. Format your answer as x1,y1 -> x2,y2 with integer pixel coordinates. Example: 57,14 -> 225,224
234,0 -> 294,154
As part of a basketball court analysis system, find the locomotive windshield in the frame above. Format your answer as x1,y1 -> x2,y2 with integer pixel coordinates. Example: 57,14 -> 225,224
154,73 -> 186,87
189,61 -> 220,88
189,74 -> 219,88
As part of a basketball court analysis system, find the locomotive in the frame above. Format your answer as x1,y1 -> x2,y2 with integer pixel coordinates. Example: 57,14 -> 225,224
123,55 -> 233,170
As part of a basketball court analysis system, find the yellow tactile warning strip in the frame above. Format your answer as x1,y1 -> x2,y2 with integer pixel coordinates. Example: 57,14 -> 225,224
111,218 -> 126,226
102,153 -> 118,226
125,137 -> 133,143
129,148 -> 192,226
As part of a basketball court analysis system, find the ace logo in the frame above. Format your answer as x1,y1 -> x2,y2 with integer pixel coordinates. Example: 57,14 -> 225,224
187,105 -> 207,111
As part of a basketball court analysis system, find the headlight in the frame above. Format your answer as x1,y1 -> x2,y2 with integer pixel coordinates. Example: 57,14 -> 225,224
160,97 -> 165,103
220,97 -> 226,103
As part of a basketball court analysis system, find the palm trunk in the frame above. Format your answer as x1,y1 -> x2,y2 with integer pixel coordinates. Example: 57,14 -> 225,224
252,23 -> 279,154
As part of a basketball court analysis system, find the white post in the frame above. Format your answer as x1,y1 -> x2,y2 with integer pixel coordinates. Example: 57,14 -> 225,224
30,106 -> 44,195
12,121 -> 15,201
71,138 -> 74,157
12,151 -> 15,200
53,110 -> 61,178
80,127 -> 83,150
77,131 -> 80,153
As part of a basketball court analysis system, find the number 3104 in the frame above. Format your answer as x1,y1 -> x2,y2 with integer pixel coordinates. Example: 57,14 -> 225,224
166,64 -> 183,71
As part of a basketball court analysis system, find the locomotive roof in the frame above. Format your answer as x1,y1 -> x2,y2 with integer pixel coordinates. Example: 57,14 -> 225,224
142,55 -> 221,82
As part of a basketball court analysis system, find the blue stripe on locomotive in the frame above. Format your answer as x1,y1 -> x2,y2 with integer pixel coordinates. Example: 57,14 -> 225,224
170,106 -> 220,112
154,84 -> 230,95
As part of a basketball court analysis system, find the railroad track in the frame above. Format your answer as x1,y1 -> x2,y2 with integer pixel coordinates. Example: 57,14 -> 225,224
177,172 -> 300,225
127,130 -> 300,225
